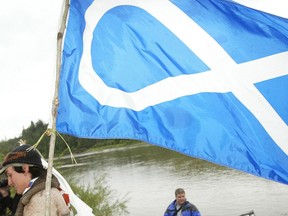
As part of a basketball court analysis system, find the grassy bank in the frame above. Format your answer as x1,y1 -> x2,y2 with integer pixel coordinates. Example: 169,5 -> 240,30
70,175 -> 129,216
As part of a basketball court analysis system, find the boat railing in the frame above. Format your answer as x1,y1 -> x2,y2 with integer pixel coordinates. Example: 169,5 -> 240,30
239,210 -> 256,216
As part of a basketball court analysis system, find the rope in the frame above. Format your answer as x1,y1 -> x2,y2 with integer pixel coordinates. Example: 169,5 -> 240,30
24,129 -> 77,165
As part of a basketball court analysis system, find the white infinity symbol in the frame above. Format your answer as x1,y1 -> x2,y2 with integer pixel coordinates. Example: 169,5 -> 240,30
78,0 -> 288,155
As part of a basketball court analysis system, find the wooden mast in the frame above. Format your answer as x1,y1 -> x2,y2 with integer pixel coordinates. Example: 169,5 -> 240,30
45,0 -> 70,215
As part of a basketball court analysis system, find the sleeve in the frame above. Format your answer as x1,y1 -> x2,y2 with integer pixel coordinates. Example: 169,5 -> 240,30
192,212 -> 201,216
164,202 -> 174,216
164,209 -> 169,216
184,201 -> 201,216
51,188 -> 71,216
24,189 -> 71,216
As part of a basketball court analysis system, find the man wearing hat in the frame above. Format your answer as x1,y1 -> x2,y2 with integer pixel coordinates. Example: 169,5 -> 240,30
0,144 -> 71,216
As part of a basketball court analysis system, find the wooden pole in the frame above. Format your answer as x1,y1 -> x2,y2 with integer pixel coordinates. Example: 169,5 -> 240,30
45,0 -> 70,215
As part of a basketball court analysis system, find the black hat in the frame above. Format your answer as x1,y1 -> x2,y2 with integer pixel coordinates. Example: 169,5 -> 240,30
0,144 -> 43,174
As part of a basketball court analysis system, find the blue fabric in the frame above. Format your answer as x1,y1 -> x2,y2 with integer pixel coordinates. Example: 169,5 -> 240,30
164,200 -> 201,216
57,0 -> 288,184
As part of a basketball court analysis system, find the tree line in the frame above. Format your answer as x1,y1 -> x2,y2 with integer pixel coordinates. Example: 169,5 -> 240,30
0,120 -> 136,160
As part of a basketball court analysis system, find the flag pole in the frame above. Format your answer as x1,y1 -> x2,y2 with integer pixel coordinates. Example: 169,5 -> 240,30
45,0 -> 70,215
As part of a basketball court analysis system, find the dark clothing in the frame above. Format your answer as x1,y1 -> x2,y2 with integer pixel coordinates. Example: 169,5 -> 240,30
0,195 -> 8,216
164,200 -> 201,216
0,193 -> 22,216
11,194 -> 22,215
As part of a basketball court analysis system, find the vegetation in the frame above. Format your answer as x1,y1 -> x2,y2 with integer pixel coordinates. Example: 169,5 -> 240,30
70,175 -> 129,216
0,120 -> 136,160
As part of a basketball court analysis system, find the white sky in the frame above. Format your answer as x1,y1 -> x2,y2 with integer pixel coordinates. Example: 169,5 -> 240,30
0,0 -> 287,141
0,0 -> 63,140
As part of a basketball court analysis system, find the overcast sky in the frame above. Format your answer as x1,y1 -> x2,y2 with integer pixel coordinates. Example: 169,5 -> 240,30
0,0 -> 63,140
0,0 -> 287,141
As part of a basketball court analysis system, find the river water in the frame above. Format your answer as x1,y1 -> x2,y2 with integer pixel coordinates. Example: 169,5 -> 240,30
56,142 -> 288,216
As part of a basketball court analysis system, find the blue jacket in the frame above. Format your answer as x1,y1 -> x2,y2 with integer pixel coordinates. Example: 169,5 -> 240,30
164,200 -> 201,216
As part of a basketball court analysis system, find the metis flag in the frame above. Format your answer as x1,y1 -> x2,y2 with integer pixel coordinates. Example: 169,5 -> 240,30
57,0 -> 288,184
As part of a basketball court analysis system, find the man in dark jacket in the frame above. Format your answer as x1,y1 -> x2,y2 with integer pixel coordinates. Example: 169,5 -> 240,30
164,188 -> 201,216
0,197 -> 6,216
0,177 -> 22,215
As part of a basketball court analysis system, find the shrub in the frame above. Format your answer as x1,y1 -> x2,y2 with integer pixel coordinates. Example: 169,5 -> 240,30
69,175 -> 129,216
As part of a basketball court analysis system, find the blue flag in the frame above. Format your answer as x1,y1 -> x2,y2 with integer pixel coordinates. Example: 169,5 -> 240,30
57,0 -> 288,184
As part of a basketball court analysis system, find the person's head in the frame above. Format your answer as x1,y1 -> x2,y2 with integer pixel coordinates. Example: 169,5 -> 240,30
0,179 -> 9,198
0,144 -> 44,194
175,188 -> 186,205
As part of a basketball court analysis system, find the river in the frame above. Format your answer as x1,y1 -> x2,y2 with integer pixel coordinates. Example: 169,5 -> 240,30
56,142 -> 288,216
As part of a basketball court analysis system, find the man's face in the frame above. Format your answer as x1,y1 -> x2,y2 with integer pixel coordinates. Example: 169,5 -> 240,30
6,166 -> 30,194
176,192 -> 186,205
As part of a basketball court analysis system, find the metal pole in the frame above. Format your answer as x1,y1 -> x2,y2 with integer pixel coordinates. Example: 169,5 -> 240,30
45,0 -> 70,215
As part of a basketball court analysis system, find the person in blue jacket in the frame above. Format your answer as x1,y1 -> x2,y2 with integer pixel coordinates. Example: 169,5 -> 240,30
164,188 -> 201,216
